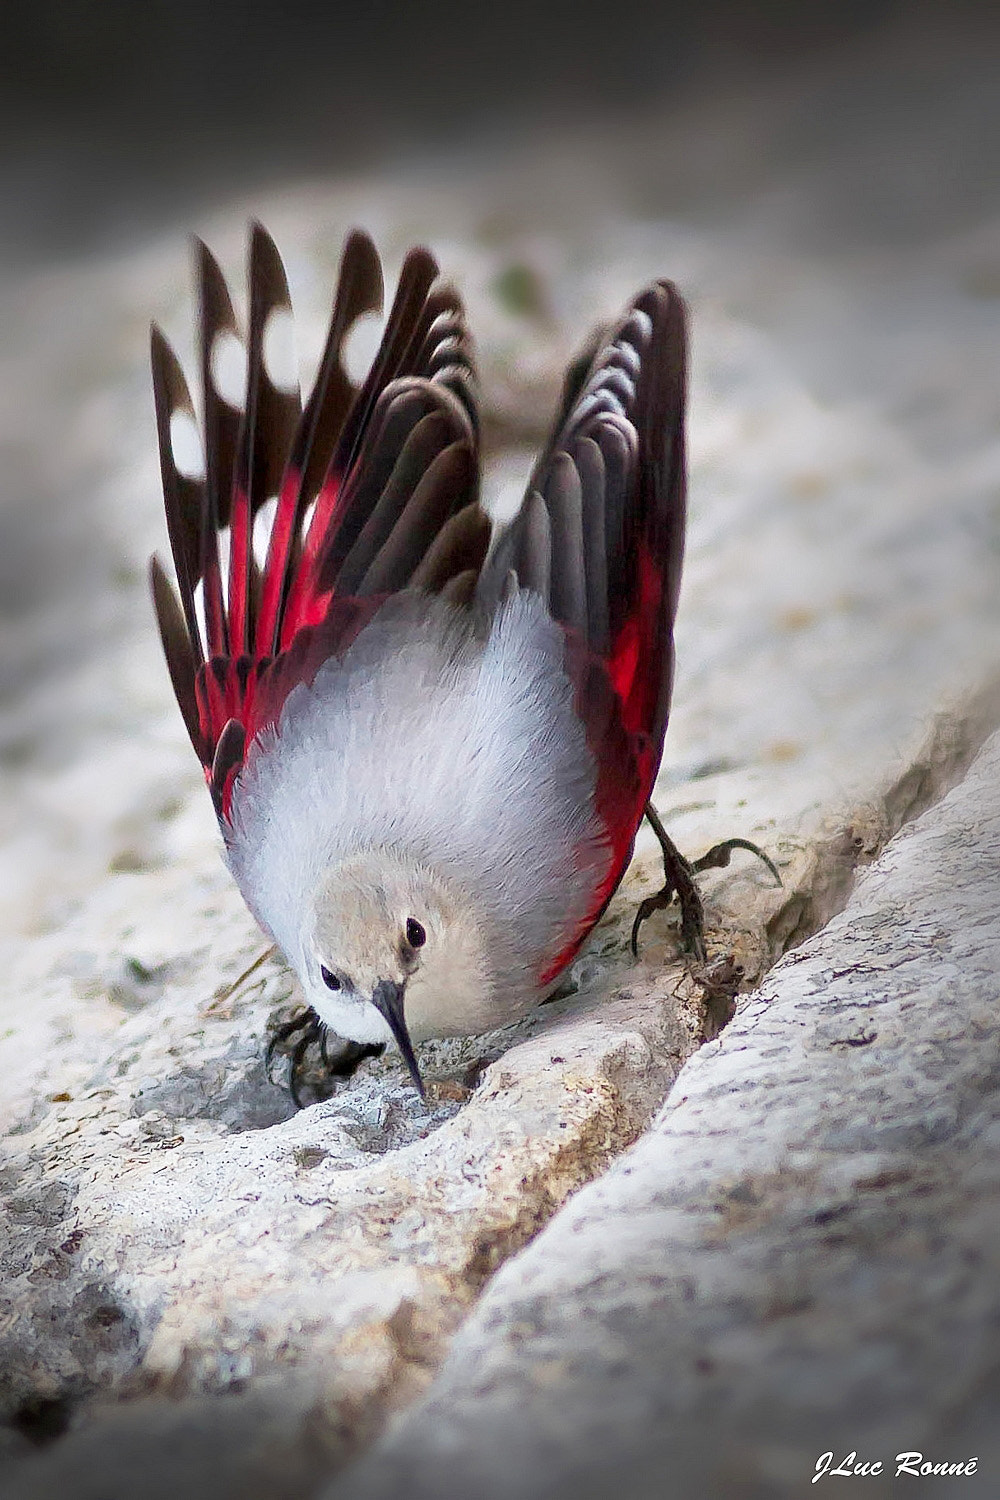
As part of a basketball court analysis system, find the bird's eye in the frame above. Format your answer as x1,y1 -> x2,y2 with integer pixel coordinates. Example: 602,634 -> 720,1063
405,918 -> 426,950
320,966 -> 342,991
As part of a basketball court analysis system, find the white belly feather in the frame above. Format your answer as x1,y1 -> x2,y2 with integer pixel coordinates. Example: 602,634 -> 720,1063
224,589 -> 610,1038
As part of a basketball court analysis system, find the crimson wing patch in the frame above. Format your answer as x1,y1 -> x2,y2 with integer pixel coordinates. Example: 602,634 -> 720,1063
150,225 -> 488,816
478,281 -> 688,979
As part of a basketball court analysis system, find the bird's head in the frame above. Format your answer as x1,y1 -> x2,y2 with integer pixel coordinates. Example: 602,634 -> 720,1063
301,849 -> 492,1094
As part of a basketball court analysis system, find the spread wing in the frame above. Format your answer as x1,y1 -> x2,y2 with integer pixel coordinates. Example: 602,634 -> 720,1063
150,225 -> 489,816
479,280 -> 688,974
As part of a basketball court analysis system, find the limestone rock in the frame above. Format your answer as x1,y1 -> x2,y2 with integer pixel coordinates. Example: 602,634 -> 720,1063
333,726 -> 1000,1500
4,15 -> 1000,1491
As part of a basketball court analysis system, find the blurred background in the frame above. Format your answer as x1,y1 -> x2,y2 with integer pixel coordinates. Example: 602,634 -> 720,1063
2,0 -> 1000,937
0,0 -> 924,270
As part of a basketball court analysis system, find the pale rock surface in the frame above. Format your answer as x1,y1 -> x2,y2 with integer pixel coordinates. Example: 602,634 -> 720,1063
332,726 -> 1000,1500
3,12 -> 1000,1495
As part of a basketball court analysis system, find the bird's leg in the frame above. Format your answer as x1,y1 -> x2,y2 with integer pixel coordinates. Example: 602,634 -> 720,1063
265,1007 -> 322,1090
322,1036 -> 386,1079
266,1006 -> 387,1108
632,803 -> 706,961
632,803 -> 780,963
689,837 -> 781,886
288,1030 -> 318,1110
290,1031 -> 384,1105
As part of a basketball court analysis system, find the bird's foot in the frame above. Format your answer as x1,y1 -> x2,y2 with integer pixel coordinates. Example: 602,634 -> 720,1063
631,803 -> 781,964
630,847 -> 706,961
265,1007 -> 385,1108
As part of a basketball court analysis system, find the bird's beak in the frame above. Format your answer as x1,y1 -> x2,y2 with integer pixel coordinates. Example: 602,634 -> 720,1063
371,978 -> 425,1098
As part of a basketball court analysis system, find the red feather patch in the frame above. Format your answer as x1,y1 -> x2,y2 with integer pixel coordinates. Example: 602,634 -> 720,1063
150,227 -> 484,817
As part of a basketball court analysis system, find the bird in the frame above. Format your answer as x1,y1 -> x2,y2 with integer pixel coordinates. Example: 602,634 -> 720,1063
149,224 -> 777,1100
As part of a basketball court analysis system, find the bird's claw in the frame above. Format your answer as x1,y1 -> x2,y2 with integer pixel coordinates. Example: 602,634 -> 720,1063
631,878 -> 706,963
632,806 -> 780,965
630,892 -> 667,958
690,837 -> 782,888
265,1007 -> 384,1108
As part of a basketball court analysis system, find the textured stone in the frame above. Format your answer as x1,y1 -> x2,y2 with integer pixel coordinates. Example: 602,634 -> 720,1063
4,13 -> 1000,1493
332,727 -> 1000,1500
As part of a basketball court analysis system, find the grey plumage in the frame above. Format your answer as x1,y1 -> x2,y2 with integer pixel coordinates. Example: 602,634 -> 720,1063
148,226 -> 690,1085
225,588 -> 609,1043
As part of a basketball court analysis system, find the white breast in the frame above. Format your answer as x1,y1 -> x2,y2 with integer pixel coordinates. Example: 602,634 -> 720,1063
224,589 -> 611,1014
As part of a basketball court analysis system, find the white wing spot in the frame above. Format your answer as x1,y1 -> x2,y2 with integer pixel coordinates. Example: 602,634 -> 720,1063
253,496 -> 278,568
342,311 -> 385,385
192,579 -> 208,654
169,409 -> 205,480
217,525 -> 231,606
263,308 -> 299,392
299,498 -> 317,545
211,330 -> 245,408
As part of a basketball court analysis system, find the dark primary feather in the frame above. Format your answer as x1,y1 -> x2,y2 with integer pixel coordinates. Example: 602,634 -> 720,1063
494,282 -> 687,705
149,552 -> 203,757
196,241 -> 243,660
150,327 -> 203,660
224,227 -> 301,655
150,228 -> 686,867
477,279 -> 689,979
150,227 -> 487,812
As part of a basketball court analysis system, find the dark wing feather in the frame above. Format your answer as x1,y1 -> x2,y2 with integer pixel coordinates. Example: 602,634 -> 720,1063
192,241 -> 240,658
358,441 -> 476,596
409,502 -> 492,594
149,227 -> 487,815
280,258 -> 480,644
574,435 -> 609,649
486,279 -> 686,745
544,452 -> 588,638
150,326 -> 205,662
149,555 -> 204,757
226,225 -> 302,653
255,228 -> 384,655
196,239 -> 242,542
480,279 -> 688,979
